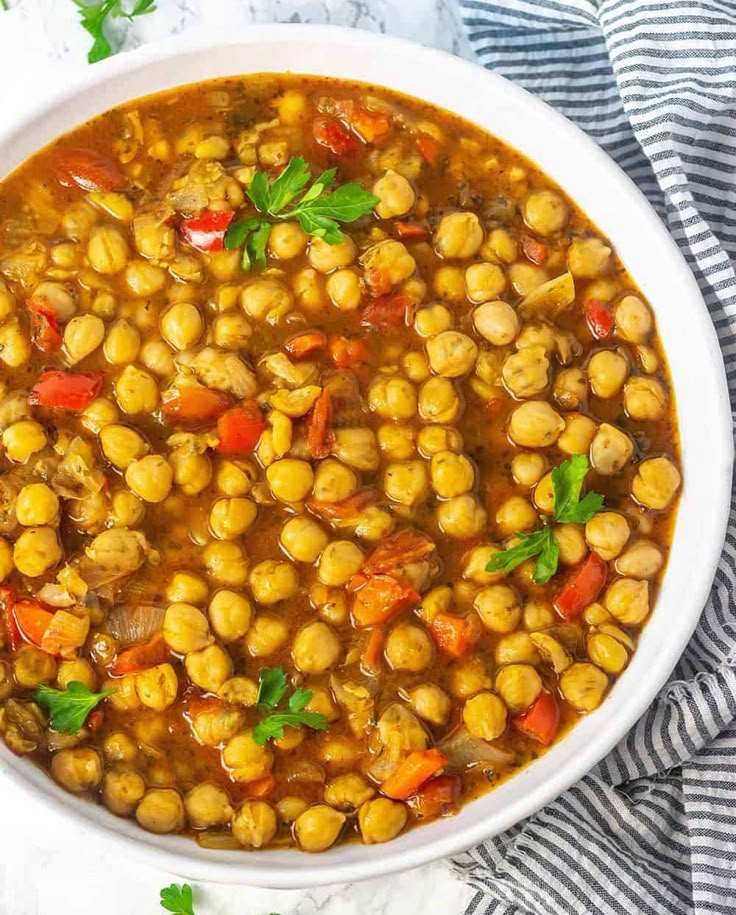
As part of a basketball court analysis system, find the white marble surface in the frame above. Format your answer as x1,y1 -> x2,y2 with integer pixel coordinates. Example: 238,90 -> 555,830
0,3 -> 477,913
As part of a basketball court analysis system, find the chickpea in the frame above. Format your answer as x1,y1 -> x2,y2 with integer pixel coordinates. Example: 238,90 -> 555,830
16,483 -> 59,527
114,365 -> 159,415
406,683 -> 451,726
3,420 -> 46,463
523,600 -> 555,631
465,262 -> 506,303
232,799 -> 277,848
332,428 -> 379,472
202,540 -> 248,587
557,413 -> 597,457
560,662 -> 609,712
615,540 -> 663,579
125,259 -> 166,296
631,455 -> 681,511
140,339 -> 175,376
368,376 -> 417,420
103,732 -> 138,763
88,225 -> 129,274
383,459 -> 429,506
587,350 -> 628,399
160,302 -> 204,352
361,239 -> 415,289
438,494 -> 486,538
103,766 -> 146,816
64,314 -> 105,363
378,424 -> 416,460
615,294 -> 652,343
185,644 -> 232,693
136,788 -> 185,834
266,459 -> 313,503
213,312 -> 252,350
14,644 -> 57,687
428,450 -> 474,499
245,615 -> 289,657
104,488 -> 142,532
415,303 -> 453,338
293,621 -> 342,673
81,397 -> 119,434
170,448 -> 212,496
241,279 -> 293,323
165,571 -> 208,606
223,730 -> 273,782
14,527 -> 62,577
459,545 -> 501,586
508,400 -> 564,448
384,623 -> 433,672
268,221 -> 308,259
31,281 -> 76,321
585,512 -> 630,561
51,747 -> 102,793
567,236 -> 611,278
590,421 -> 635,477
56,658 -> 96,691
418,376 -> 462,424
417,425 -> 463,458
463,691 -> 508,741
495,664 -> 542,712
553,367 -> 586,411
588,631 -> 628,674
294,804 -> 346,852
511,453 -> 547,488
215,459 -> 256,497
474,584 -> 522,632
85,528 -> 147,574
99,425 -> 148,471
523,190 -> 568,236
434,211 -> 484,259
604,578 -> 650,625
326,268 -> 362,311
433,265 -> 465,302
472,300 -> 519,346
373,169 -> 416,218
623,376 -> 667,421
104,319 -> 141,365
448,656 -> 492,699
426,330 -> 478,378
318,541 -> 364,587
503,346 -> 549,399
496,496 -> 537,536
496,631 -> 540,666
163,602 -> 213,654
279,517 -> 327,564
359,798 -> 407,844
181,783 -> 232,831
249,559 -> 299,606
0,538 -> 11,582
208,497 -> 257,541
308,235 -> 357,273
125,454 -> 172,504
324,773 -> 375,811
135,663 -> 178,711
205,590 -> 251,643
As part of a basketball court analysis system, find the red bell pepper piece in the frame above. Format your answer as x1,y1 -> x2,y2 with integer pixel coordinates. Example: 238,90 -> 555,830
512,691 -> 560,746
215,402 -> 266,454
54,148 -> 127,192
520,233 -> 548,265
284,330 -> 327,360
327,335 -> 368,368
27,297 -> 62,353
554,552 -> 608,620
350,574 -> 420,628
328,99 -> 391,144
361,528 -> 436,578
416,134 -> 439,166
429,613 -> 482,659
179,209 -> 235,253
109,632 -> 169,675
312,116 -> 358,156
162,385 -> 231,425
408,774 -> 461,819
30,371 -> 103,411
585,299 -> 615,340
395,221 -> 429,240
307,389 -> 333,460
361,291 -> 414,330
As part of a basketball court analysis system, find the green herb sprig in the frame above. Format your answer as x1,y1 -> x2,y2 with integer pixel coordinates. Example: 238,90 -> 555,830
33,681 -> 114,735
486,454 -> 604,584
73,0 -> 157,64
0,1 -> 9,13
252,666 -> 329,746
160,883 -> 196,915
224,155 -> 378,270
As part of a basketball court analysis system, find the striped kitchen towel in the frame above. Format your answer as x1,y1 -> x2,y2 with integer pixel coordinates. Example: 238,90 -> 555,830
455,2 -> 736,913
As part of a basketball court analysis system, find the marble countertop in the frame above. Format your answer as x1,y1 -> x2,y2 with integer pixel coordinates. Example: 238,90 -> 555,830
0,2 -> 477,913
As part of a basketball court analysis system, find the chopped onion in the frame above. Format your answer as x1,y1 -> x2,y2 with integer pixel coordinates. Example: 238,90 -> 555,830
105,603 -> 166,645
438,727 -> 515,769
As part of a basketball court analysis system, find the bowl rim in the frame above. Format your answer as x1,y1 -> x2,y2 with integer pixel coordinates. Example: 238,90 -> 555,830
0,22 -> 732,888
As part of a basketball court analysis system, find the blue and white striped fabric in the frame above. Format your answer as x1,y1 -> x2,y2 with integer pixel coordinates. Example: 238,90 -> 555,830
455,2 -> 736,913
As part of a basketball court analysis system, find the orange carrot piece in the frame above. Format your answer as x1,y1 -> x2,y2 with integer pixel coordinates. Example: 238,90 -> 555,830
284,330 -> 327,360
416,134 -> 439,166
429,613 -> 482,659
245,774 -> 276,798
395,221 -> 429,240
306,489 -> 376,521
381,749 -> 448,800
512,691 -> 560,746
307,389 -> 333,460
351,574 -> 419,627
362,528 -> 435,578
109,631 -> 169,675
327,335 -> 368,368
14,600 -> 54,647
362,628 -> 385,669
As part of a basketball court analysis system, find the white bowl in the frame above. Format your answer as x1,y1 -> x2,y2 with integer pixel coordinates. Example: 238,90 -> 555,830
0,23 -> 731,889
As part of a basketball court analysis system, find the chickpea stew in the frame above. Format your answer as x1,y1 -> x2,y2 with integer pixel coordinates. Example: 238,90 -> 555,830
0,75 -> 680,852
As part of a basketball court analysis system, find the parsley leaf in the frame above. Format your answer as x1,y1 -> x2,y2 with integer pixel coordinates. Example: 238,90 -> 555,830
73,0 -> 157,64
485,454 -> 604,584
33,681 -> 114,735
252,668 -> 328,746
160,883 -> 196,915
0,1 -> 9,12
246,221 -> 272,270
262,156 -> 312,214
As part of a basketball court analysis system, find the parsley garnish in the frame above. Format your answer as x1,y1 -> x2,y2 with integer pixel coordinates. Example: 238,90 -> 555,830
33,681 -> 114,735
252,666 -> 329,746
160,883 -> 196,915
224,156 -> 378,269
0,1 -> 8,12
73,0 -> 157,64
486,454 -> 604,584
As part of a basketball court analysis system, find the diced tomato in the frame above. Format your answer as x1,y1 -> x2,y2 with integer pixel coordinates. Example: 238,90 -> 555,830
284,330 -> 327,360
109,632 -> 169,676
188,695 -> 226,720
585,298 -> 615,340
408,774 -> 461,819
245,774 -> 276,798
27,297 -> 62,353
521,233 -> 548,265
429,613 -> 482,659
307,390 -> 333,460
179,209 -> 235,253
14,600 -> 54,648
328,99 -> 392,144
351,574 -> 420,627
307,488 -> 377,521
313,116 -> 358,156
416,134 -> 439,166
162,385 -> 231,425
395,221 -> 429,240
30,371 -> 103,411
361,291 -> 414,331
361,528 -> 436,578
362,628 -> 385,669
327,335 -> 368,368
0,588 -> 20,651
381,749 -> 448,800
54,147 -> 127,192
554,552 -> 608,621
512,691 -> 560,746
215,402 -> 266,454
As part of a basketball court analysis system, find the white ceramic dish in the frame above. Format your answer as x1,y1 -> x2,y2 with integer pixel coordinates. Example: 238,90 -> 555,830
0,23 -> 731,889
